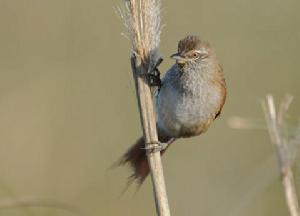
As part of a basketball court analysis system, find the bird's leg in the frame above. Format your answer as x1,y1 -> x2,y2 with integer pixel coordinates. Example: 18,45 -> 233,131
142,138 -> 175,153
142,142 -> 168,153
145,57 -> 163,89
147,68 -> 161,88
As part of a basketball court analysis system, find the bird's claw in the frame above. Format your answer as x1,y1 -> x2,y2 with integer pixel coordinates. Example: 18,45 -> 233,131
144,57 -> 163,89
142,142 -> 169,153
147,68 -> 161,88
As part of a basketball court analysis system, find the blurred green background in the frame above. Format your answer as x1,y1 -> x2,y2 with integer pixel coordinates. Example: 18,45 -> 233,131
0,0 -> 299,215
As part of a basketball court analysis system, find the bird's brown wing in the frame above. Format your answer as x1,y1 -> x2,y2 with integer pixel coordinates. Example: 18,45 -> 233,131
214,64 -> 227,119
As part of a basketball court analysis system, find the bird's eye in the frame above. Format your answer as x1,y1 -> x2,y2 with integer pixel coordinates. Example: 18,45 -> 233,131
192,52 -> 200,58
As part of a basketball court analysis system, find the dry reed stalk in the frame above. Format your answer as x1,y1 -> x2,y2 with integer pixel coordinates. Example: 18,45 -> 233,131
118,0 -> 170,215
262,94 -> 299,216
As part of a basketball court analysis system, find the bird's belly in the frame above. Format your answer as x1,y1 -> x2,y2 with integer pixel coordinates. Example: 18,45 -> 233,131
157,85 -> 221,138
158,99 -> 210,137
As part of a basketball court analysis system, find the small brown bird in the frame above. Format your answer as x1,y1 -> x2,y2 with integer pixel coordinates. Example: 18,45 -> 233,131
119,35 -> 226,185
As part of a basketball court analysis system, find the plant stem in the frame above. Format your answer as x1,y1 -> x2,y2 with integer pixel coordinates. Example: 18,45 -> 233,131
130,55 -> 170,216
262,95 -> 299,216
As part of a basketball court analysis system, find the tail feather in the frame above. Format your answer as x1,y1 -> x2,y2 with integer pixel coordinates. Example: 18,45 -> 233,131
119,135 -> 173,185
119,137 -> 149,184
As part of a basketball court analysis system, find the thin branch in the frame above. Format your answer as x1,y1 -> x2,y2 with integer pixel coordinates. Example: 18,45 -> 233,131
119,0 -> 170,215
262,94 -> 299,216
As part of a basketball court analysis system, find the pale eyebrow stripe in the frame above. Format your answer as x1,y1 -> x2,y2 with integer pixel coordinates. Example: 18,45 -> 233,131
194,49 -> 208,55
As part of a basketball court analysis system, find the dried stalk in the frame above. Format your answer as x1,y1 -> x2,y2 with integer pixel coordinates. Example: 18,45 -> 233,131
118,0 -> 170,215
262,94 -> 299,216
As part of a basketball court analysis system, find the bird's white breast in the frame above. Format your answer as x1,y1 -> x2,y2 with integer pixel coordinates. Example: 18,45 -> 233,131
156,65 -> 222,138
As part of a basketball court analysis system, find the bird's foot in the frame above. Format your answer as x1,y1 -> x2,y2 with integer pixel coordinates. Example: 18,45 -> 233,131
142,141 -> 169,153
144,57 -> 163,89
147,68 -> 161,88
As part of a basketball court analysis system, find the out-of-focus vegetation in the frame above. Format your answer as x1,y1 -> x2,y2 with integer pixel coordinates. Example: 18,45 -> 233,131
0,0 -> 299,215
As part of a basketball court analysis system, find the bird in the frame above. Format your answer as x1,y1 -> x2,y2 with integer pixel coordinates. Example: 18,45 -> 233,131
119,35 -> 226,185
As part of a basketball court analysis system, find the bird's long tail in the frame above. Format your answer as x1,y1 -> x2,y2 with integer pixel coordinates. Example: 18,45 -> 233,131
118,135 -> 173,185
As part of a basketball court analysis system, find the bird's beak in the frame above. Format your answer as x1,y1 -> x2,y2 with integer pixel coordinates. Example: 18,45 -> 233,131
170,53 -> 187,67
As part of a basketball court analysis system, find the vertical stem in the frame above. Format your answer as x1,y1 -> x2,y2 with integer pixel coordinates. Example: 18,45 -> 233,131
119,0 -> 170,214
281,167 -> 299,216
263,95 -> 299,216
131,56 -> 171,216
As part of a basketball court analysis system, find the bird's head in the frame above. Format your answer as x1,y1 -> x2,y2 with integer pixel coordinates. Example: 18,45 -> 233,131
170,35 -> 213,70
